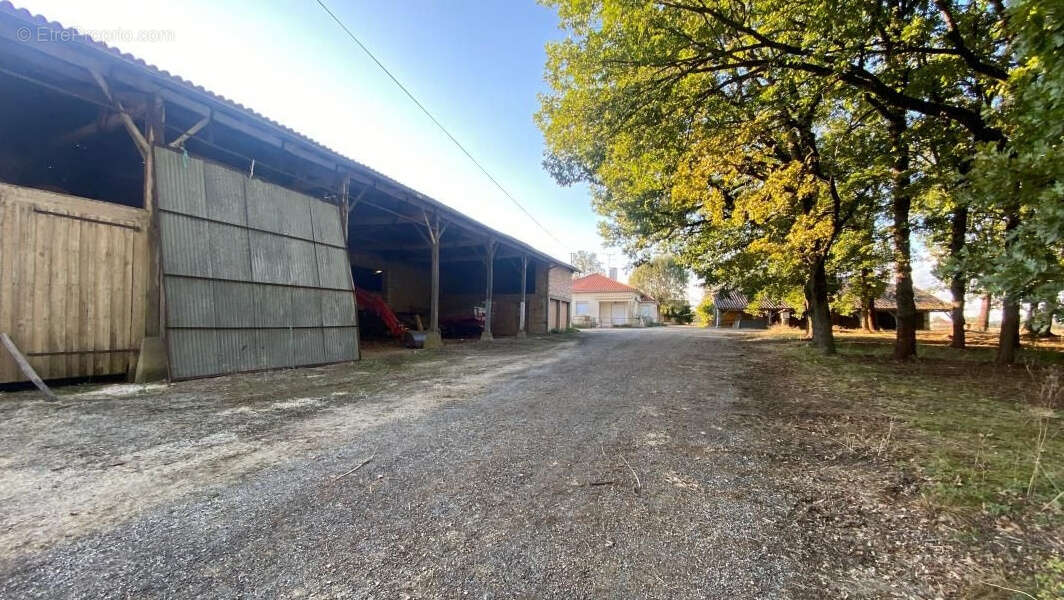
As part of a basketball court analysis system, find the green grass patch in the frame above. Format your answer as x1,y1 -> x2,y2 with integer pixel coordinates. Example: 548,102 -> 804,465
773,340 -> 1062,516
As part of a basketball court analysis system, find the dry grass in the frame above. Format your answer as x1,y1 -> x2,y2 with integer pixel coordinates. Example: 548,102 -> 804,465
734,327 -> 1064,597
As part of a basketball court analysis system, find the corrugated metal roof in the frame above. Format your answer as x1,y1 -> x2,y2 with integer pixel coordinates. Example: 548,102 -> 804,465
713,291 -> 795,312
872,285 -> 953,311
0,1 -> 573,270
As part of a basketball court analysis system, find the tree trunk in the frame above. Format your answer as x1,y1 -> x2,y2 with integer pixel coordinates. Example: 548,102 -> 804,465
806,258 -> 835,354
997,295 -> 1021,363
948,205 -> 968,348
888,117 -> 918,360
977,294 -> 991,331
862,298 -> 877,332
996,210 -> 1022,364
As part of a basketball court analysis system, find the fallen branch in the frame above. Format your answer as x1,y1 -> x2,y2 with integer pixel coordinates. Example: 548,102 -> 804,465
979,580 -> 1037,600
619,454 -> 641,492
589,480 -> 616,486
332,455 -> 374,482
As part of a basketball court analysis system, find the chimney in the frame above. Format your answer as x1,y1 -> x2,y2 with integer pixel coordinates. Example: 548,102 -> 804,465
609,267 -> 618,280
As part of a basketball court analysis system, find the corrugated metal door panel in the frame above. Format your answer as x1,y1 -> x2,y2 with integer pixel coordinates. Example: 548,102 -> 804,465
291,288 -> 323,327
160,212 -> 212,277
323,328 -> 357,362
212,281 -> 258,328
322,290 -> 356,326
253,285 -> 292,328
311,199 -> 345,246
207,221 -> 252,281
203,162 -> 247,226
169,329 -> 219,379
156,148 -> 207,217
165,277 -> 215,328
316,245 -> 351,290
156,147 -> 358,379
286,237 -> 320,287
277,188 -> 314,241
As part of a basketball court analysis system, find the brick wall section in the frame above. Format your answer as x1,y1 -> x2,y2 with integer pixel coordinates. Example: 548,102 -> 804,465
547,266 -> 573,301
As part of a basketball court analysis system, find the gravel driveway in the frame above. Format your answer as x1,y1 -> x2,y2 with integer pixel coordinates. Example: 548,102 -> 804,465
1,328 -> 815,598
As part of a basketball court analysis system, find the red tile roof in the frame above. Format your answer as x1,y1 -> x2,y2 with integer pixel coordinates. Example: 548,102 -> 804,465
572,273 -> 654,300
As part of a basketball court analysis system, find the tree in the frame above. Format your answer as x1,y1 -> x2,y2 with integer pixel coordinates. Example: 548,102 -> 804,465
570,250 -> 604,278
540,0 -> 1061,363
628,255 -> 689,310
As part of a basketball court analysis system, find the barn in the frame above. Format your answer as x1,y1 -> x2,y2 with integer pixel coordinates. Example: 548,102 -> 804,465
0,3 -> 573,384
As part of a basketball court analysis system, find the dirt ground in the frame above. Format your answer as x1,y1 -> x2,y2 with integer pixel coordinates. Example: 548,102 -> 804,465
0,328 -> 1040,598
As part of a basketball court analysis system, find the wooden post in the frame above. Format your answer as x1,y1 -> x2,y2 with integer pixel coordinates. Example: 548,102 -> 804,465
481,239 -> 497,340
421,212 -> 446,349
517,255 -> 528,337
339,175 -> 350,243
134,92 -> 169,383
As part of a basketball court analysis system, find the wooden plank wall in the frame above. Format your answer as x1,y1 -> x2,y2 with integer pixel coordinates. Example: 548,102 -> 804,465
0,183 -> 148,383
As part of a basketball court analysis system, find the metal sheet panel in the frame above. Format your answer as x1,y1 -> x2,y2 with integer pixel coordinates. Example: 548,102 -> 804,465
277,188 -> 314,241
249,230 -> 290,285
165,276 -> 215,328
311,199 -> 345,246
245,177 -> 283,234
259,329 -> 292,370
155,147 -> 206,218
323,327 -> 358,362
215,329 -> 261,373
291,288 -> 323,327
212,281 -> 258,328
203,162 -> 247,226
208,221 -> 252,281
160,212 -> 212,277
287,237 -> 320,287
322,290 -> 356,326
160,156 -> 358,378
254,285 -> 292,328
316,245 -> 350,290
291,328 -> 325,366
168,329 -> 219,379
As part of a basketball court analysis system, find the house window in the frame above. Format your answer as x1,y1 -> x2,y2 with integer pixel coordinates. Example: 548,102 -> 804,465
575,301 -> 590,316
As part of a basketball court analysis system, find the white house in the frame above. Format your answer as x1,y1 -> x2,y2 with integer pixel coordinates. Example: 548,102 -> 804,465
571,273 -> 659,327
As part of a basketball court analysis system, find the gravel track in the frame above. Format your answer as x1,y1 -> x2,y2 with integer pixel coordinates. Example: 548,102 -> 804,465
1,328 -> 805,598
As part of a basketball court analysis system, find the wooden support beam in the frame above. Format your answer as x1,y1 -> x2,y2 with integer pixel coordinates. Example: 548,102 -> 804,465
87,69 -> 149,158
168,111 -> 211,149
518,254 -> 528,337
482,239 -> 498,341
1,333 -> 58,401
421,212 -> 447,336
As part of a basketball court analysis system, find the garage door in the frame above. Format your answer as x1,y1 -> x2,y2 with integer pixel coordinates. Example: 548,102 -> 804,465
548,299 -> 559,330
155,148 -> 358,379
611,302 -> 627,326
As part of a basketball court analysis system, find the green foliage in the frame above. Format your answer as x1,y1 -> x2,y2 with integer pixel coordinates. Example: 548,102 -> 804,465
695,295 -> 715,326
538,0 -> 1063,361
570,250 -> 604,278
628,255 -> 689,308
663,303 -> 694,324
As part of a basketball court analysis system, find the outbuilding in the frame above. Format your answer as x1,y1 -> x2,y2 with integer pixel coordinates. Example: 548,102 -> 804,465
572,273 -> 658,327
0,3 -> 573,385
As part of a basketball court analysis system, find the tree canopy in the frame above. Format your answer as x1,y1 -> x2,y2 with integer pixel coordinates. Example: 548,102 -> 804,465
538,0 -> 1063,363
628,255 -> 690,309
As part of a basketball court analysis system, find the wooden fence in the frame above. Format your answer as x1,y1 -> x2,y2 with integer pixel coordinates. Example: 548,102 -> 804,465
0,183 -> 148,383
